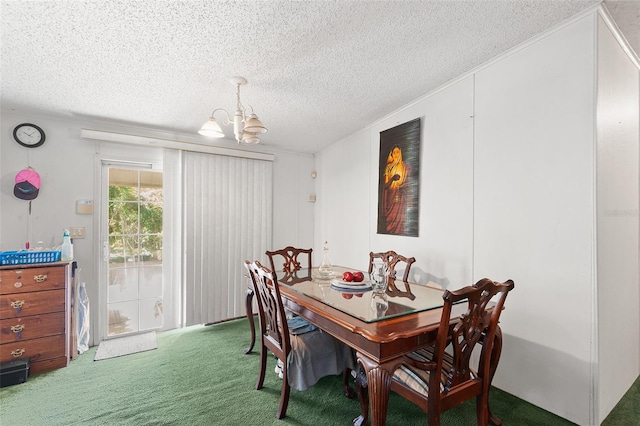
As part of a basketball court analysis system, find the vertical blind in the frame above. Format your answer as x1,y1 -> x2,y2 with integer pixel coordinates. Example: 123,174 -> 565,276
182,151 -> 273,326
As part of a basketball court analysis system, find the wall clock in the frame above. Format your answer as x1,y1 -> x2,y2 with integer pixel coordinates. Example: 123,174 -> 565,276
13,123 -> 46,148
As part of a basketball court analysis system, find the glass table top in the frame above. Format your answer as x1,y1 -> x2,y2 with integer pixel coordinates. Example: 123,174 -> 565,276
278,267 -> 446,323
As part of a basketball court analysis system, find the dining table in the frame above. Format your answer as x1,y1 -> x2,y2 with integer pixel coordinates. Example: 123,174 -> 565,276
273,265 -> 503,426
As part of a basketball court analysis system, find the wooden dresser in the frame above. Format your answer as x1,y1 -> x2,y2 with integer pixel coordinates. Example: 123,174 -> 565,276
0,262 -> 76,375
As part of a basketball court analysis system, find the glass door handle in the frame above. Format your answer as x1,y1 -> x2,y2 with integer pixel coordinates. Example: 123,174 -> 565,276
103,241 -> 109,262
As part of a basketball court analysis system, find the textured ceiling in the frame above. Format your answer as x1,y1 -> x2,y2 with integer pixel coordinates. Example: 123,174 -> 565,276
1,1 -> 638,154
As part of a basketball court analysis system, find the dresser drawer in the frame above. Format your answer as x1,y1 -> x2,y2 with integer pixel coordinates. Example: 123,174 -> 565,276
0,333 -> 66,364
0,266 -> 65,294
29,356 -> 69,375
0,312 -> 65,344
0,289 -> 66,319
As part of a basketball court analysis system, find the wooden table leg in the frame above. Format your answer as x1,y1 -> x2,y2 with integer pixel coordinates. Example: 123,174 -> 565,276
355,352 -> 397,426
243,286 -> 256,354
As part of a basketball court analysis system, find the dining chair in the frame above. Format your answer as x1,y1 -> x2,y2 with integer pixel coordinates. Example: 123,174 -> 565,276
368,250 -> 417,299
243,246 -> 313,355
266,246 -> 313,285
267,245 -> 356,398
265,245 -> 313,333
245,260 -> 355,419
356,277 -> 514,426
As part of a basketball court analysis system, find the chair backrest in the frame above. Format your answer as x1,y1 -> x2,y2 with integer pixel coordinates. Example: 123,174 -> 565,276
368,250 -> 416,282
369,250 -> 416,299
266,246 -> 313,285
434,278 -> 514,393
244,260 -> 291,359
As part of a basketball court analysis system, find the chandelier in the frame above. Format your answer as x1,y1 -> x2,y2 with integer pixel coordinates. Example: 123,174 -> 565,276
199,76 -> 267,144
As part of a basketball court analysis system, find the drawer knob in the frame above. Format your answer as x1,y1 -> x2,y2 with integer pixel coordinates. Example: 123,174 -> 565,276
10,300 -> 25,313
14,281 -> 23,288
10,324 -> 25,339
33,274 -> 48,283
11,348 -> 26,357
10,324 -> 25,333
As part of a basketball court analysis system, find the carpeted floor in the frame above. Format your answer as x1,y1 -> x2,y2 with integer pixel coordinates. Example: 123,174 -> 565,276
0,318 -> 637,425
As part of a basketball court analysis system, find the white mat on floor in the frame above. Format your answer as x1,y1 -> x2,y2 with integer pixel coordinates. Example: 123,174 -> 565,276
94,331 -> 157,361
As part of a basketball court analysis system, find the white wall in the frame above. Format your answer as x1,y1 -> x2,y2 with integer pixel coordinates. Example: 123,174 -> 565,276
474,14 -> 596,424
1,113 -> 103,346
316,10 -> 639,426
370,77 -> 475,288
315,128 -> 372,270
315,75 -> 474,286
271,151 -> 315,256
596,13 -> 640,421
0,111 -> 314,347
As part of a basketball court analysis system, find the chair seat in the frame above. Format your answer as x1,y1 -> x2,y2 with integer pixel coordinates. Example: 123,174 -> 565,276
287,316 -> 317,335
393,346 -> 474,396
289,328 -> 355,391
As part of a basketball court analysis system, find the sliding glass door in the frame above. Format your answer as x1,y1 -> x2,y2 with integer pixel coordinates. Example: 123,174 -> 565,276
102,164 -> 164,337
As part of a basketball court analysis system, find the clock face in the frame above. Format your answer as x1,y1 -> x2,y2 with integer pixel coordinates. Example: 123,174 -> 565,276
13,123 -> 46,148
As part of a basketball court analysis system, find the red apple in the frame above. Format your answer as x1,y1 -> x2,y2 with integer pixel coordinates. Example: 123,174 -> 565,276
342,271 -> 354,282
341,293 -> 353,299
352,271 -> 364,282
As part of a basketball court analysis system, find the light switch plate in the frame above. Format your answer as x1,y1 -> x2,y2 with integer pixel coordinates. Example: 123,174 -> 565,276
70,227 -> 86,239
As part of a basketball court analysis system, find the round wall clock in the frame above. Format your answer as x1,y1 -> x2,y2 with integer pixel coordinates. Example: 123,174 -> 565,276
13,123 -> 46,148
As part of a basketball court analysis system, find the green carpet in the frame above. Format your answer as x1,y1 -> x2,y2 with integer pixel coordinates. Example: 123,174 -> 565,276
0,318 -> 636,425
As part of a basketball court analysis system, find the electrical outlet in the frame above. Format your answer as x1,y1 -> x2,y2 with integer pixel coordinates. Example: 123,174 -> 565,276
69,227 -> 86,239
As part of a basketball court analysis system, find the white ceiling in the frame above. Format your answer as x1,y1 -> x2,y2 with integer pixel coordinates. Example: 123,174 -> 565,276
2,1 -> 638,155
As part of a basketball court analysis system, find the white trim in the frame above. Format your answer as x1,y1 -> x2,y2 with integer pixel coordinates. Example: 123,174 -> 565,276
93,154 -> 104,344
590,11 -> 599,426
99,158 -> 111,343
598,4 -> 640,70
81,129 -> 275,162
96,158 -> 168,341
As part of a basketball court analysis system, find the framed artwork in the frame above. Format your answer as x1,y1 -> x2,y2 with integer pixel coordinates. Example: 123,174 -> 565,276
377,118 -> 421,237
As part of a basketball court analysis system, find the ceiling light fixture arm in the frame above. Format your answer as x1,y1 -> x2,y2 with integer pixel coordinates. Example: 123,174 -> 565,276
207,108 -> 233,126
199,76 -> 267,145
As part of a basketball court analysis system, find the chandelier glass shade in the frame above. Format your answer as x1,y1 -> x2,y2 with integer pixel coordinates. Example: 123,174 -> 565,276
199,77 -> 267,144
